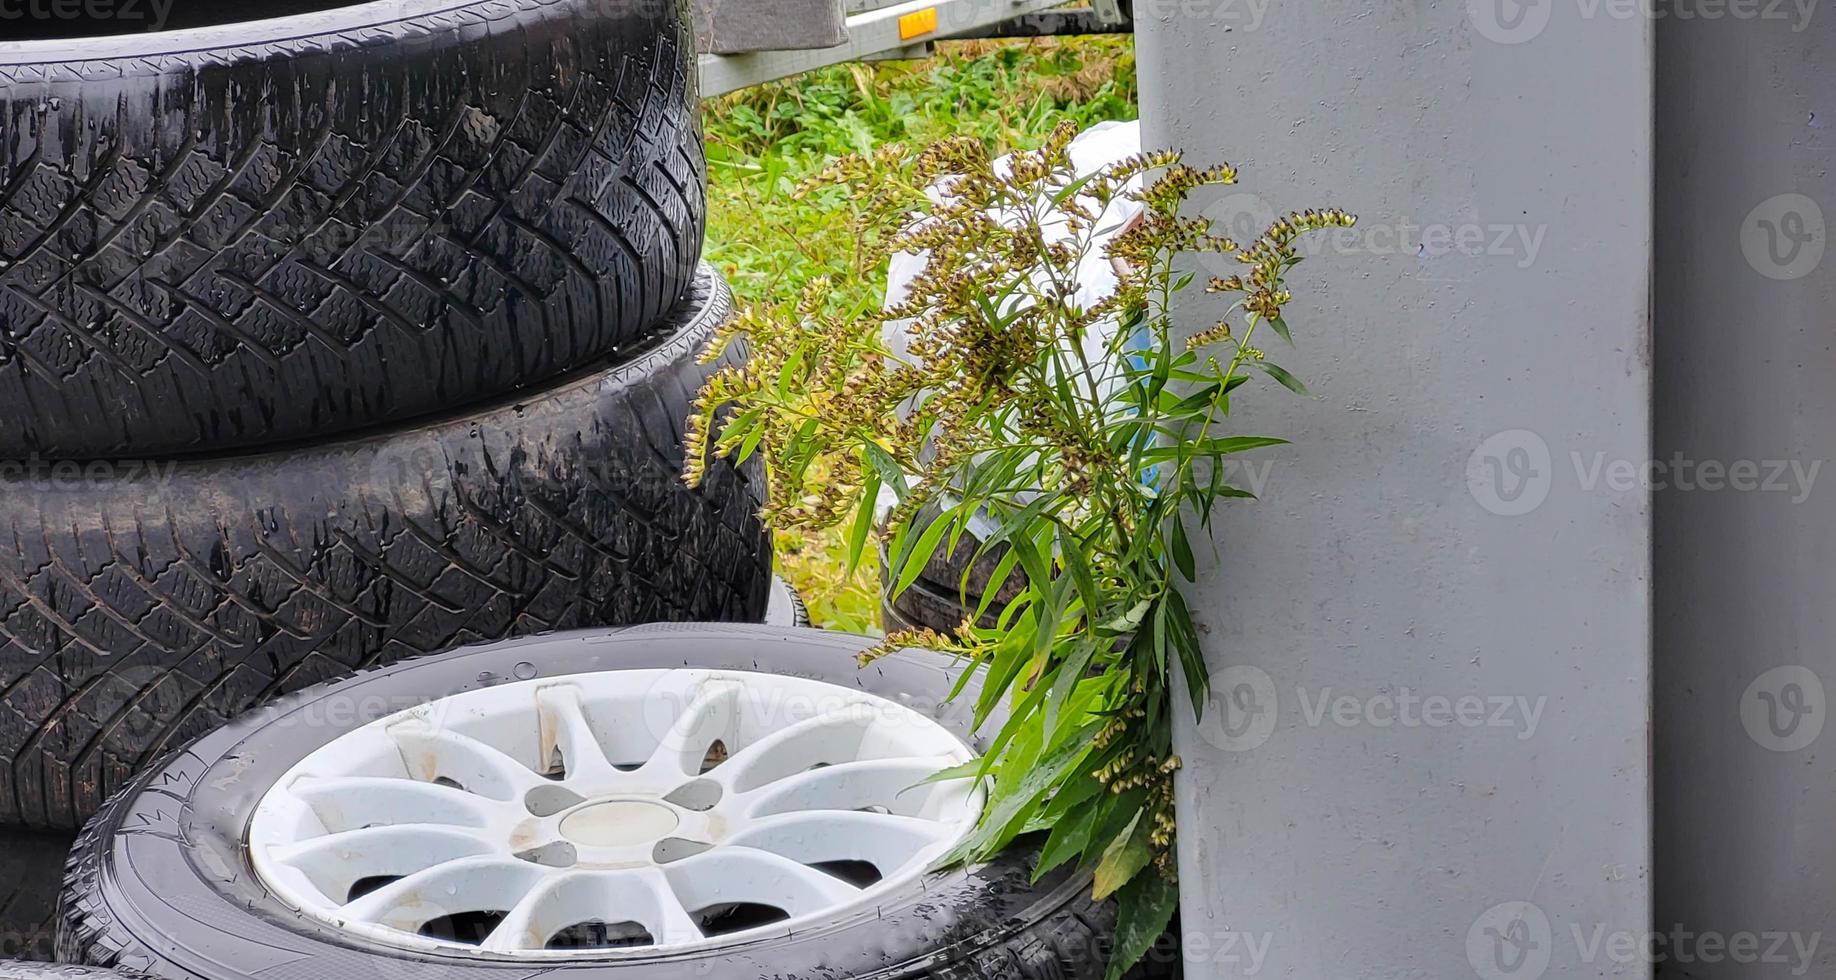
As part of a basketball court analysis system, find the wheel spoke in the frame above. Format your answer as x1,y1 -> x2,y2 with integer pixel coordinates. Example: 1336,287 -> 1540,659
386,723 -> 546,801
737,755 -> 967,819
726,809 -> 958,875
266,824 -> 501,905
710,704 -> 878,792
338,856 -> 545,936
480,868 -> 705,952
665,846 -> 864,916
286,775 -> 506,833
536,685 -> 622,785
640,680 -> 742,778
480,874 -> 569,953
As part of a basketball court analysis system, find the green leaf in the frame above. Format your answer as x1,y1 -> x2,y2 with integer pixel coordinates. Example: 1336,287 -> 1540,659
738,422 -> 766,461
1026,769 -> 1103,837
845,465 -> 883,576
1056,523 -> 1103,616
914,757 -> 984,786
775,346 -> 805,399
1256,360 -> 1310,395
863,443 -> 909,500
1043,636 -> 1100,740
1165,586 -> 1210,716
1169,519 -> 1196,582
1203,436 -> 1289,454
937,728 -> 1093,868
891,511 -> 954,599
1268,315 -> 1294,346
973,548 -> 1023,620
1092,811 -> 1153,900
1032,792 -> 1101,879
1104,871 -> 1181,980
1103,599 -> 1153,634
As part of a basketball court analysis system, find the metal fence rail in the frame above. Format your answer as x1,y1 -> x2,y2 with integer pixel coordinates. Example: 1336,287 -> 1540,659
698,0 -> 1131,97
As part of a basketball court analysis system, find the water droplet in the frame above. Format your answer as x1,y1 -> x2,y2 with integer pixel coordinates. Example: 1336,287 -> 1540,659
513,661 -> 537,680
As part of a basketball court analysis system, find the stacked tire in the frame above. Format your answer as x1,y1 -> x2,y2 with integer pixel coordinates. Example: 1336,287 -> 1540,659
0,0 -> 769,957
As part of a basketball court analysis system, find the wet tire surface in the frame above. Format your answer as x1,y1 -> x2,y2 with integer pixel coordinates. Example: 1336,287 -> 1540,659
0,0 -> 703,456
0,269 -> 769,831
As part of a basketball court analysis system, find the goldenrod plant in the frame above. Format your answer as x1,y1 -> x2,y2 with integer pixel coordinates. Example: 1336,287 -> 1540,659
686,120 -> 1352,976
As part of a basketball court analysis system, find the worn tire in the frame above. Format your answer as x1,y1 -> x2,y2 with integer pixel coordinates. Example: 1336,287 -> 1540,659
0,831 -> 74,961
0,0 -> 702,456
57,625 -> 1117,980
0,267 -> 769,831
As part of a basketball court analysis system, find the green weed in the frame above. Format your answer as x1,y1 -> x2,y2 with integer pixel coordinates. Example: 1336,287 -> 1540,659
703,36 -> 1140,631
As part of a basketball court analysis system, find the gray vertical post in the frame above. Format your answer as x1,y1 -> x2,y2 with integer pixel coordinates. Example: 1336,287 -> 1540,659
1137,2 -> 1654,977
1653,7 -> 1836,978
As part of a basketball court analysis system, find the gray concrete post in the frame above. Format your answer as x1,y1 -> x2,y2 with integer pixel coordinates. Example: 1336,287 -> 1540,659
1138,2 -> 1655,977
1653,6 -> 1836,978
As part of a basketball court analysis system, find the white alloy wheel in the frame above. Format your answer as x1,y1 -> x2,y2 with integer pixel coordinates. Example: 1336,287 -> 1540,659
246,668 -> 984,958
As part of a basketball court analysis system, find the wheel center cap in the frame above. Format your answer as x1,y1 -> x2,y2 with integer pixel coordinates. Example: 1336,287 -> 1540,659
559,800 -> 680,847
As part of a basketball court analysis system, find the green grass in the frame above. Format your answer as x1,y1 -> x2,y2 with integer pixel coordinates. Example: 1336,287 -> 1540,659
702,36 -> 1139,632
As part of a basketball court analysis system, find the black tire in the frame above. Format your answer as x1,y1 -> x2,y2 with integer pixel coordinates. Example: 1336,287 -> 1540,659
0,0 -> 702,457
0,267 -> 769,831
0,830 -> 74,962
880,506 -> 1023,637
885,575 -> 984,635
57,625 -> 1118,980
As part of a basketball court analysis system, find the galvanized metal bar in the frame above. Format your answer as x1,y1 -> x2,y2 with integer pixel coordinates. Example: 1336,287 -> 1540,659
698,0 -> 1069,98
